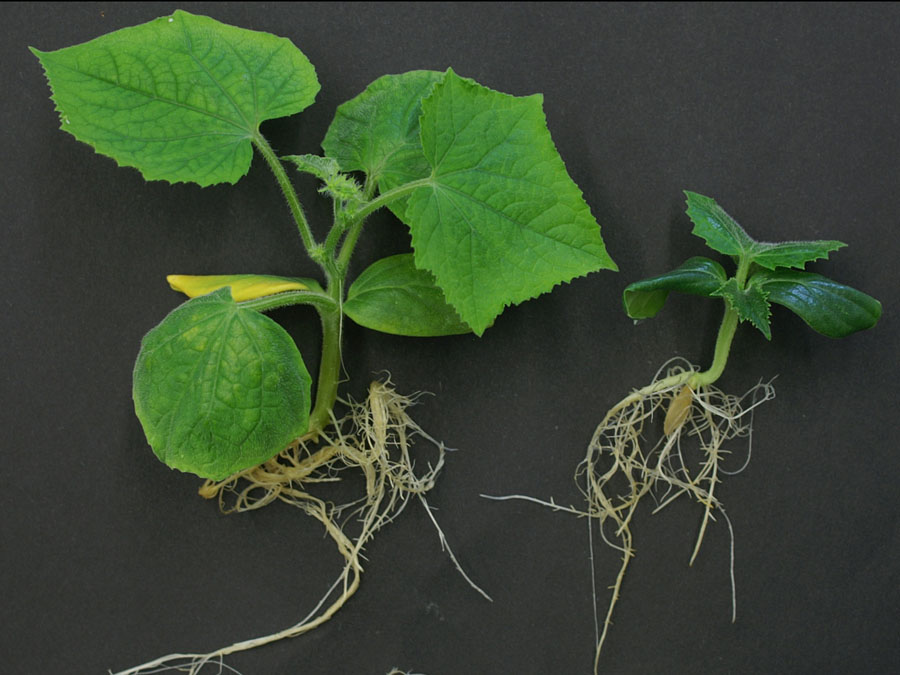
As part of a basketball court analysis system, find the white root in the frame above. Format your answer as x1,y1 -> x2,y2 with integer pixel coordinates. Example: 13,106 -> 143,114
485,357 -> 775,674
581,358 -> 774,671
111,378 -> 483,675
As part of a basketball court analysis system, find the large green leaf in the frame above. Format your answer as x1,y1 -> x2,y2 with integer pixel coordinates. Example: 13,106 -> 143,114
31,10 -> 319,186
623,256 -> 727,319
402,69 -> 616,335
750,269 -> 882,338
133,288 -> 312,480
344,254 -> 472,337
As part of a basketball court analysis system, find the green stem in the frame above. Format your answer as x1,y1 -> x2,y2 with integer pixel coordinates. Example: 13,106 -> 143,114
252,133 -> 319,258
691,305 -> 739,388
336,177 -> 432,274
307,295 -> 343,434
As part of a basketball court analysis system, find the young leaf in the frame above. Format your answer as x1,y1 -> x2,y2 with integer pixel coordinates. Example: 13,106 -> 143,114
31,10 -> 319,186
623,257 -> 728,319
684,191 -> 755,258
747,239 -> 846,271
344,254 -> 472,337
133,288 -> 312,480
404,69 -> 617,335
712,278 -> 773,339
750,269 -> 882,338
322,70 -> 443,219
167,274 -> 322,302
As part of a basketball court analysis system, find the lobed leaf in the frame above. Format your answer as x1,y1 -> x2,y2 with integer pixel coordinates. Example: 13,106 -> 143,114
623,256 -> 727,319
684,191 -> 755,258
748,239 -> 846,271
31,10 -> 319,186
167,274 -> 321,302
133,289 -> 312,480
405,69 -> 617,335
750,269 -> 882,338
344,254 -> 472,336
712,278 -> 773,339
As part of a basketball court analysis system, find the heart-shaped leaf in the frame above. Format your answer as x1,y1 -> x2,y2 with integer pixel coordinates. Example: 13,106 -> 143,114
31,10 -> 319,186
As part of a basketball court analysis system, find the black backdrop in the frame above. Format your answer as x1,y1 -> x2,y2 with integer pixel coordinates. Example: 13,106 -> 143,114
3,3 -> 899,674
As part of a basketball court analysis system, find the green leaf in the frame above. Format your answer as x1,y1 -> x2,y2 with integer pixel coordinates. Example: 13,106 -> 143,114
750,269 -> 882,338
402,69 -> 616,335
747,239 -> 846,271
684,191 -> 755,258
623,257 -> 728,319
31,10 -> 319,186
712,278 -> 772,339
344,254 -> 472,337
283,154 -> 363,204
167,273 -> 322,302
133,288 -> 312,480
322,70 -> 443,219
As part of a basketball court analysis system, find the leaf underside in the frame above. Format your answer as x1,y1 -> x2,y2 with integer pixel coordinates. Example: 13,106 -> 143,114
133,289 -> 311,480
32,10 -> 319,185
344,254 -> 472,337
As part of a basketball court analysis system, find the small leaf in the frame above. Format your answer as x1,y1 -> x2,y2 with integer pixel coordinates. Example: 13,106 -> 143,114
31,10 -> 319,186
404,69 -> 616,335
282,154 -> 343,182
684,191 -> 755,257
167,274 -> 322,302
748,239 -> 846,270
322,70 -> 443,218
133,288 -> 312,480
712,278 -> 772,339
623,257 -> 727,319
751,269 -> 882,338
344,254 -> 472,337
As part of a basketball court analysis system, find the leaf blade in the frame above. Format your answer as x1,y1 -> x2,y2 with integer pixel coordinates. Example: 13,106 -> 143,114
712,278 -> 772,339
751,269 -> 882,338
749,239 -> 847,270
132,288 -> 311,479
404,70 -> 616,335
32,10 -> 319,185
684,191 -> 755,257
344,254 -> 472,336
623,257 -> 728,319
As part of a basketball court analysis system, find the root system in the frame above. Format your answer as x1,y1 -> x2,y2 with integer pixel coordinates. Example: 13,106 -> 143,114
111,378 -> 482,675
581,358 -> 774,670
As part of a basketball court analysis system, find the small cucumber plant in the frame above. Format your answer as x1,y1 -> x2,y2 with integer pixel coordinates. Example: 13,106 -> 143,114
589,191 -> 880,669
491,191 -> 881,672
31,10 -> 616,674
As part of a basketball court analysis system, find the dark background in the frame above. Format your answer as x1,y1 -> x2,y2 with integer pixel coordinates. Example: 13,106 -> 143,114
3,3 -> 899,674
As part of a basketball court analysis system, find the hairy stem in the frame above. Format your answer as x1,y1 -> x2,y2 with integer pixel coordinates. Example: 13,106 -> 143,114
253,133 -> 319,259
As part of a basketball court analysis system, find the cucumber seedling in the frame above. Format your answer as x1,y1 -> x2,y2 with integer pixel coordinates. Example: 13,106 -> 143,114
31,10 -> 616,674
491,190 -> 881,672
